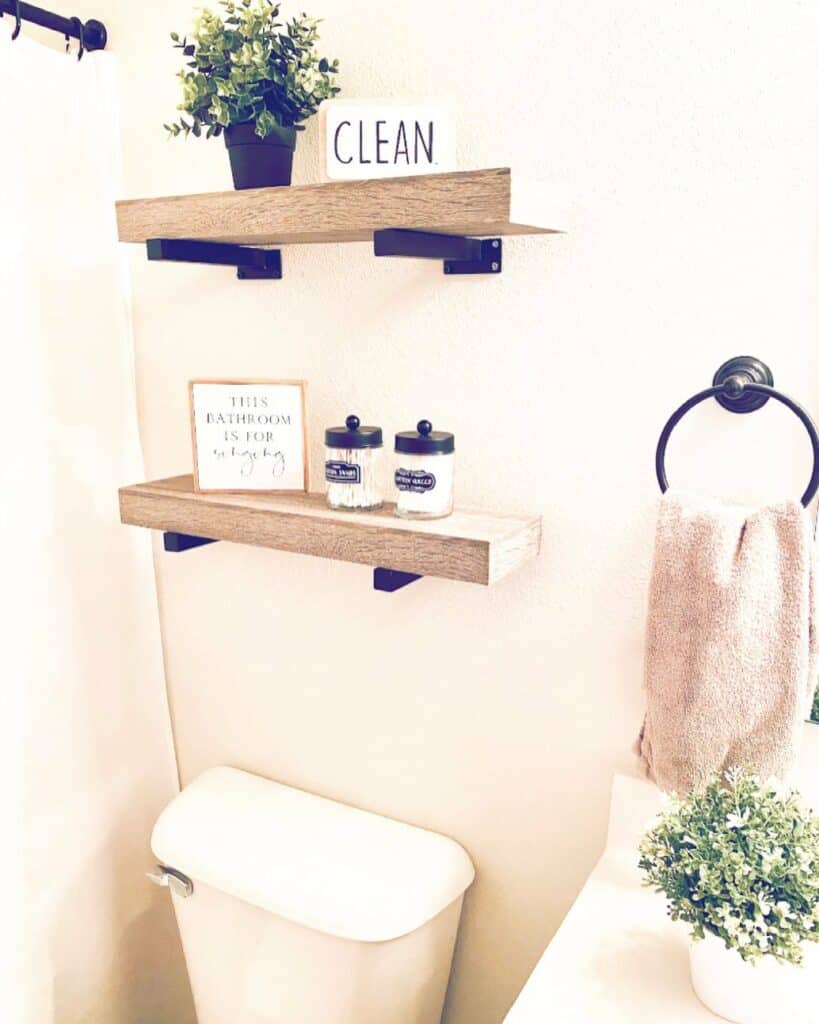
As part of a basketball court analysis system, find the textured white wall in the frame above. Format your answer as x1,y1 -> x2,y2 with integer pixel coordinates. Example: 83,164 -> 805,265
110,3 -> 819,1021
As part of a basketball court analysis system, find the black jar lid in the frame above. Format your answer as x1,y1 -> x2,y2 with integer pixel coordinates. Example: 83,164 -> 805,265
395,419 -> 454,454
325,414 -> 383,449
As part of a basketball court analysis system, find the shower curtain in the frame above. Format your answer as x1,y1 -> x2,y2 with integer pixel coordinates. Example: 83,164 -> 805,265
0,26 -> 192,1024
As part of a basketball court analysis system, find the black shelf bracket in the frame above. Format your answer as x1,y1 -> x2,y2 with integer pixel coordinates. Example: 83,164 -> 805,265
146,239 -> 282,280
162,534 -> 425,592
373,229 -> 502,275
373,568 -> 424,592
163,532 -> 218,553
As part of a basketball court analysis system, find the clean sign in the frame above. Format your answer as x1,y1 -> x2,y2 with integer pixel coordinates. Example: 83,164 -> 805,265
320,100 -> 456,180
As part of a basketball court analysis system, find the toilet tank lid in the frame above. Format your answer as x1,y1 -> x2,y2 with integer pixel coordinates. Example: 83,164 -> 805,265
151,767 -> 475,943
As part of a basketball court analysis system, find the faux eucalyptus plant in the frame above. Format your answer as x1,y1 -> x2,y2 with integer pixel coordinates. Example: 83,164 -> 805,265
639,768 -> 819,965
165,0 -> 340,141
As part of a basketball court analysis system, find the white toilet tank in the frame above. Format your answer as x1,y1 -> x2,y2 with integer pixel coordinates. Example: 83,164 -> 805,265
150,766 -> 475,1024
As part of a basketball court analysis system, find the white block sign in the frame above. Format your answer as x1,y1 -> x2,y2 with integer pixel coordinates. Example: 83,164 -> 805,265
320,100 -> 455,180
189,379 -> 308,493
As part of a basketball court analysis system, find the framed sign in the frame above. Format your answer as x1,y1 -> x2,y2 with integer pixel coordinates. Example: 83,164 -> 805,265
189,379 -> 308,493
319,99 -> 456,181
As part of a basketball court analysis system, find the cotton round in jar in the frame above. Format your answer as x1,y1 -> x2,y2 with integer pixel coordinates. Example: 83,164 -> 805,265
394,419 -> 454,520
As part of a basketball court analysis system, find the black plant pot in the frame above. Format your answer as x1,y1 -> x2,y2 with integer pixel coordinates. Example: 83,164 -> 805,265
224,122 -> 297,190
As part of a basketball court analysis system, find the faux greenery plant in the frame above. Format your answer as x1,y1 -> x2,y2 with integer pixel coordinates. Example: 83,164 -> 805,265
639,768 -> 819,965
165,0 -> 340,140
812,686 -> 819,723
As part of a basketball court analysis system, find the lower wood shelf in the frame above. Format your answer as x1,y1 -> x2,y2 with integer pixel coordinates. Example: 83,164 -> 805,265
119,475 -> 541,587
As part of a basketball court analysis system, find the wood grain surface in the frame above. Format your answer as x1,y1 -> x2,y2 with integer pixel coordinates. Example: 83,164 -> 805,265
119,474 -> 542,585
116,168 -> 568,246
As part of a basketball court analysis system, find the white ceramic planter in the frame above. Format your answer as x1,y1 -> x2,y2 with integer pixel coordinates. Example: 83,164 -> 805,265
689,932 -> 818,1023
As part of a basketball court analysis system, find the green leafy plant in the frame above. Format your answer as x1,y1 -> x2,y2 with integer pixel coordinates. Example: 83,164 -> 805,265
165,0 -> 340,140
812,686 -> 819,724
639,768 -> 819,965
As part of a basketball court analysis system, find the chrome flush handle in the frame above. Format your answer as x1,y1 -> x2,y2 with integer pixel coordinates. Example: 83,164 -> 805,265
146,864 -> 193,898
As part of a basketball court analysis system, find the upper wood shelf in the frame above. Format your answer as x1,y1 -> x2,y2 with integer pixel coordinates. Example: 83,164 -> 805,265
119,475 -> 542,587
115,168 -> 568,247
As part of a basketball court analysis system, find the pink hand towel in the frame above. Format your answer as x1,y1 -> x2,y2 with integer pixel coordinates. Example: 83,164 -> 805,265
639,490 -> 817,793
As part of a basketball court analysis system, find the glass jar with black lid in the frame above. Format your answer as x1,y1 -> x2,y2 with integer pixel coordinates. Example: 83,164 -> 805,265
394,419 -> 455,519
325,414 -> 384,510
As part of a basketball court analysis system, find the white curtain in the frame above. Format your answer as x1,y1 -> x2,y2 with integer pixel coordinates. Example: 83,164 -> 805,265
0,26 -> 192,1024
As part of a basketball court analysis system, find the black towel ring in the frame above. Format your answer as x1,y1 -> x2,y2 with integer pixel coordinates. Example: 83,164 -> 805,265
655,355 -> 819,507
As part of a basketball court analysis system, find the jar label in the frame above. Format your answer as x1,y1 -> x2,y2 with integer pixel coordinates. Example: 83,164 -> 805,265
325,461 -> 361,485
395,468 -> 437,493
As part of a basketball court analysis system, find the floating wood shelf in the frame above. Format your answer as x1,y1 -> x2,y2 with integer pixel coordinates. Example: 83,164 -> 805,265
119,475 -> 542,587
115,168 -> 568,247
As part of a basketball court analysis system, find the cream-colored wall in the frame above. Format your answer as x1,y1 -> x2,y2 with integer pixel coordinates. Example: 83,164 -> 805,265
109,2 -> 819,1021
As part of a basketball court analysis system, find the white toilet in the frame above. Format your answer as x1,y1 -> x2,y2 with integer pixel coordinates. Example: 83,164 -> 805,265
149,766 -> 475,1024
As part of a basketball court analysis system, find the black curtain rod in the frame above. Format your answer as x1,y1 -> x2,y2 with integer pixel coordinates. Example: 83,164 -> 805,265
0,1 -> 106,50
